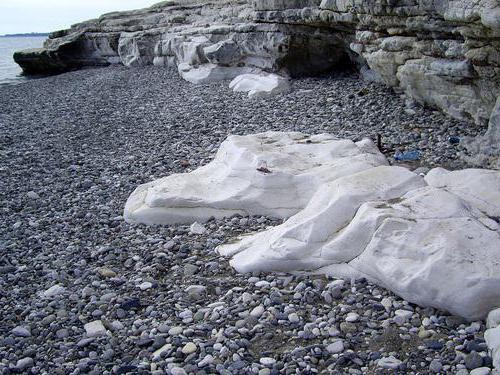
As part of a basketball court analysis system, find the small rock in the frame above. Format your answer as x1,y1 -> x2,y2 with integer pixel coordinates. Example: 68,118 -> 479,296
185,285 -> 207,300
138,281 -> 153,290
465,352 -> 484,370
27,191 -> 40,199
16,357 -> 34,371
255,280 -> 270,288
169,326 -> 183,336
378,356 -> 402,369
326,340 -> 344,354
84,320 -> 107,337
97,267 -> 116,278
259,357 -> 276,366
42,284 -> 66,298
181,342 -> 197,354
183,264 -> 198,276
198,354 -> 214,367
345,312 -> 359,322
429,359 -> 443,373
250,305 -> 265,318
288,313 -> 300,323
340,322 -> 357,334
171,368 -> 187,375
190,222 -> 206,235
12,326 -> 31,337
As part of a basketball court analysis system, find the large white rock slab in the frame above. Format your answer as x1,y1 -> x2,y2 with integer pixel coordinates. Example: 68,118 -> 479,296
219,166 -> 426,272
124,131 -> 388,225
425,167 -> 500,218
124,132 -> 500,320
229,73 -> 291,98
350,186 -> 500,320
178,63 -> 258,84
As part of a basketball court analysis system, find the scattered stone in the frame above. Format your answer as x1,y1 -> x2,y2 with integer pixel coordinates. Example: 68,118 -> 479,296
190,222 -> 206,235
97,267 -> 117,278
250,305 -> 265,318
42,284 -> 66,298
465,352 -> 484,370
138,281 -> 153,290
26,191 -> 40,199
378,356 -> 402,370
346,312 -> 359,322
185,285 -> 207,300
84,320 -> 107,337
181,342 -> 197,355
326,340 -> 344,354
259,357 -> 277,366
169,326 -> 183,336
15,357 -> 34,371
288,313 -> 300,323
171,368 -> 187,375
11,326 -> 31,337
429,359 -> 443,373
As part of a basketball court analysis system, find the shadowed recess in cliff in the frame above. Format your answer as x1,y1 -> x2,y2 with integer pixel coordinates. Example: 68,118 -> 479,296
277,28 -> 356,77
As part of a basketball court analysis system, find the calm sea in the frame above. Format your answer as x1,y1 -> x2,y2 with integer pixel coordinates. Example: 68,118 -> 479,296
0,36 -> 46,85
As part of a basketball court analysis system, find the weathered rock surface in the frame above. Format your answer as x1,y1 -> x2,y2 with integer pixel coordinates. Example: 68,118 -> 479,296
465,96 -> 500,169
125,131 -> 500,320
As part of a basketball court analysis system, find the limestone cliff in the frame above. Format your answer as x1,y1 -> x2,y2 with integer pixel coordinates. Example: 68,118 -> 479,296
14,0 -> 500,165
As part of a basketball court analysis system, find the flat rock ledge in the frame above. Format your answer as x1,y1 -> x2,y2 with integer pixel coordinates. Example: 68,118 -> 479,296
124,131 -> 500,321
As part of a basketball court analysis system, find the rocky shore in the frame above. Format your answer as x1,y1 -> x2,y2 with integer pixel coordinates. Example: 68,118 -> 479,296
0,66 -> 495,374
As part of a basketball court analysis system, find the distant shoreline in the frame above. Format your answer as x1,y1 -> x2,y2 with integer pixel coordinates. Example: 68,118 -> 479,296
0,33 -> 49,38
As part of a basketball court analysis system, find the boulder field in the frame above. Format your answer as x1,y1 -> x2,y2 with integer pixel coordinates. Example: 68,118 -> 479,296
124,131 -> 500,321
12,0 -> 500,167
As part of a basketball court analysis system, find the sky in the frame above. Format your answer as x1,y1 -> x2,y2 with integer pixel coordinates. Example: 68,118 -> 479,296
0,0 -> 157,35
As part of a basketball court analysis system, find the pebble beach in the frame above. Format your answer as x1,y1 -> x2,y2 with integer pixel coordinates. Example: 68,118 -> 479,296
0,66 -> 493,374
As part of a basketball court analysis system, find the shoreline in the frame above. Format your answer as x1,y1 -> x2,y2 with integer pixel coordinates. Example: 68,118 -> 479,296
0,66 -> 492,374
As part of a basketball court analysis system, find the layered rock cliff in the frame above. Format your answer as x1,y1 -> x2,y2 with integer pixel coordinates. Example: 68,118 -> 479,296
14,0 -> 500,166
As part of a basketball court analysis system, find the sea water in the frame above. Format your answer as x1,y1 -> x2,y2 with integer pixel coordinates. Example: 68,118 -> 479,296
0,36 -> 46,85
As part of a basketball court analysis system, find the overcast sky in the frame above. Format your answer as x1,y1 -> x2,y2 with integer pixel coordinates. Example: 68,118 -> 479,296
0,0 -> 157,35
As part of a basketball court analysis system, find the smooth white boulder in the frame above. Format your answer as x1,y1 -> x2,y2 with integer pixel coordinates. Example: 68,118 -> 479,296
229,73 -> 291,98
350,186 -> 500,320
124,131 -> 388,225
178,63 -> 258,84
124,132 -> 500,320
219,166 -> 425,272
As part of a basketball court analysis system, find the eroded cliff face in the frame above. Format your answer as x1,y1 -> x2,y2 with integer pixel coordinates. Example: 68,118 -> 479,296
13,0 -> 500,166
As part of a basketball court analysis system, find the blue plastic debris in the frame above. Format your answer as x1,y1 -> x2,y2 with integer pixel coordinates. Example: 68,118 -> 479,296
448,136 -> 460,145
394,150 -> 422,161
